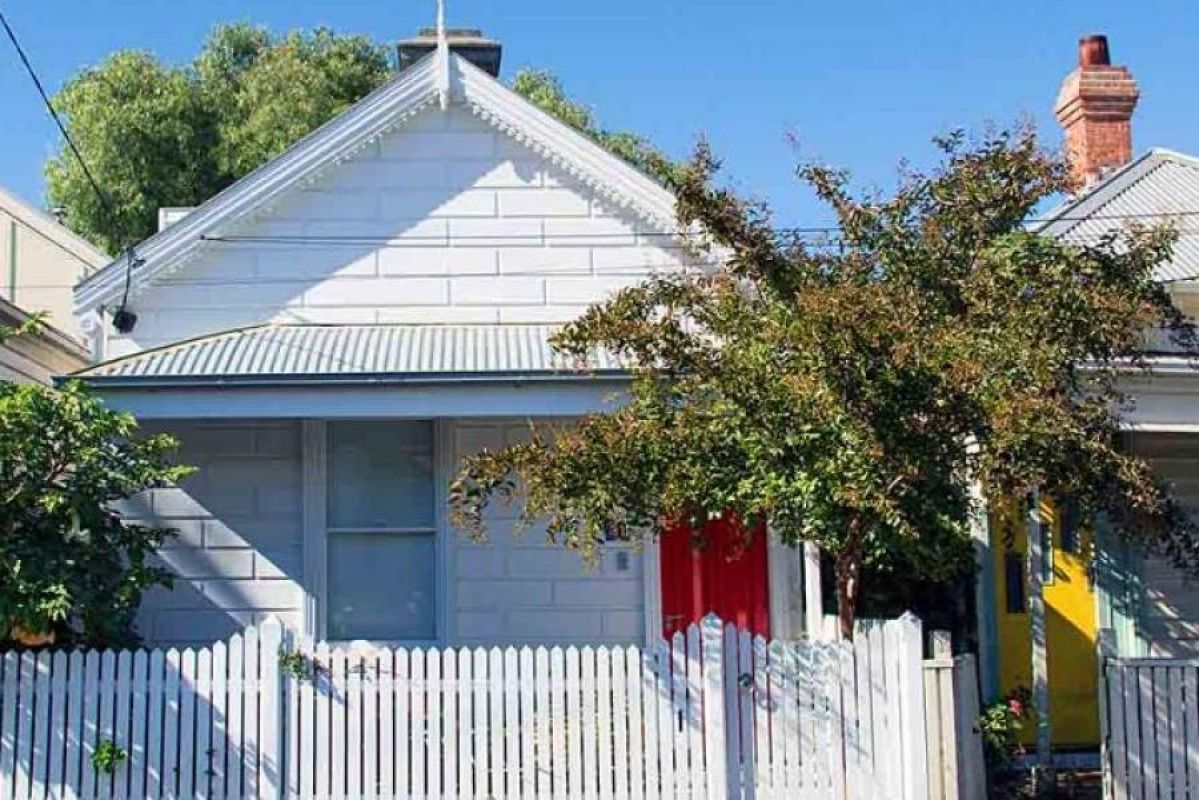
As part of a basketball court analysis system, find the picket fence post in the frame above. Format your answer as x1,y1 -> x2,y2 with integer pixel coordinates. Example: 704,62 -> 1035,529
896,612 -> 929,800
258,617 -> 284,800
699,615 -> 730,799
1096,629 -> 1116,800
953,654 -> 988,800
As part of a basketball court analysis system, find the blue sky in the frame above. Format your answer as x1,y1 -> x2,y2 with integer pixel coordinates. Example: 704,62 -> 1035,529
0,0 -> 1197,228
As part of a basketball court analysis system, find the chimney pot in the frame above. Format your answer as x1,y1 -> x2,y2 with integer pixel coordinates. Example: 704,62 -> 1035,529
1079,35 -> 1111,67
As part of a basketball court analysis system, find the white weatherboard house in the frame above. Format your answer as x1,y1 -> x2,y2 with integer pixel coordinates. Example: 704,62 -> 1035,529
70,33 -> 804,649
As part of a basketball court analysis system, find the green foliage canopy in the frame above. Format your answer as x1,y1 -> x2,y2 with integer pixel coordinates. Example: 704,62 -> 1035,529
0,381 -> 191,647
47,23 -> 391,253
449,129 -> 1199,636
510,70 -> 673,178
47,23 -> 667,254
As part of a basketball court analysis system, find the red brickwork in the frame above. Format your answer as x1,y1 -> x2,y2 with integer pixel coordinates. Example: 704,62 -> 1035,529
1054,36 -> 1139,190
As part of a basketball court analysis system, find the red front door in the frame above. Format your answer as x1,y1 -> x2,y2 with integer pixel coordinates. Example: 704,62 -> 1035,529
659,516 -> 770,638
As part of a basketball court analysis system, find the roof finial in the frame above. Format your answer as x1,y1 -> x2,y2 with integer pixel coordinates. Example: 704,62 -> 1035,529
436,0 -> 450,109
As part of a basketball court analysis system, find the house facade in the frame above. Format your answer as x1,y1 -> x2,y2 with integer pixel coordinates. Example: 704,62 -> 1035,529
70,33 -> 804,650
0,184 -> 103,383
976,35 -> 1199,755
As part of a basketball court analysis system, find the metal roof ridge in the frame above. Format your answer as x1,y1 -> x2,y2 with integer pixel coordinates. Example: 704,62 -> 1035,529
1144,147 -> 1199,170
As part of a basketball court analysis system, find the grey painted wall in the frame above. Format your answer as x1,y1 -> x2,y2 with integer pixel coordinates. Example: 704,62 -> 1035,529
449,420 -> 645,645
126,416 -> 646,648
127,419 -> 304,647
1127,431 -> 1199,656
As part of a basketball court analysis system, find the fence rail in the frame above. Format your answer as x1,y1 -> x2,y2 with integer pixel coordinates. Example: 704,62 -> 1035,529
0,614 -> 981,799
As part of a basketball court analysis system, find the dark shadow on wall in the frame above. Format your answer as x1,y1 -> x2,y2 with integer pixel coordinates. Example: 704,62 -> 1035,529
126,419 -> 305,649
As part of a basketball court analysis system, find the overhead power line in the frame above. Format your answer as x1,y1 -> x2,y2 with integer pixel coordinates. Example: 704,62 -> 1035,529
197,220 -> 1199,248
0,8 -> 114,222
0,7 -> 141,329
197,208 -> 1199,248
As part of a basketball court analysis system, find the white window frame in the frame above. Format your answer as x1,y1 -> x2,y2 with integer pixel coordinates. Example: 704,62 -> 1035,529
301,418 -> 451,645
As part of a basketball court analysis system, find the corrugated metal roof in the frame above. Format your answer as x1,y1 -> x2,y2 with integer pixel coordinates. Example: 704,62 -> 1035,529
1038,149 -> 1199,282
75,324 -> 627,383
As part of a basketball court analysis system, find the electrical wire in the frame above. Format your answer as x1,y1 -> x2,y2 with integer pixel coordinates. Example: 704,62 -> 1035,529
3,6 -> 1193,297
195,225 -> 1199,250
0,7 -> 140,315
0,8 -> 114,223
194,209 -> 1199,249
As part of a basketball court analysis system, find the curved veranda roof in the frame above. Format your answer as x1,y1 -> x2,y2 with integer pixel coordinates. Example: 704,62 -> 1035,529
72,323 -> 627,387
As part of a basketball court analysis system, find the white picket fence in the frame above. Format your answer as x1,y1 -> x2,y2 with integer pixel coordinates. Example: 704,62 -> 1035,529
0,620 -> 283,800
1100,654 -> 1199,800
0,614 -> 977,799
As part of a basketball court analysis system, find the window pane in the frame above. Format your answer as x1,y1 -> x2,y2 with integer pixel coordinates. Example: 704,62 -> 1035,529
327,533 -> 435,640
1004,552 -> 1026,614
328,421 -> 434,528
1059,499 -> 1081,555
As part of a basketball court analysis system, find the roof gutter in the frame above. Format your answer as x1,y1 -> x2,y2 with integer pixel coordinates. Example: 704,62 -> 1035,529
0,296 -> 90,360
1111,355 -> 1199,377
59,369 -> 633,390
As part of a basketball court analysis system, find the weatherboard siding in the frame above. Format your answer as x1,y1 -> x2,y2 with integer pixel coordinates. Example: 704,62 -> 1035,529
126,419 -> 305,647
0,198 -> 103,342
108,105 -> 687,356
125,417 -> 645,648
449,420 -> 646,645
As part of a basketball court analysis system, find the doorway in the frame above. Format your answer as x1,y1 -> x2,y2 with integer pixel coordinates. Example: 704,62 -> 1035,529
659,516 -> 771,638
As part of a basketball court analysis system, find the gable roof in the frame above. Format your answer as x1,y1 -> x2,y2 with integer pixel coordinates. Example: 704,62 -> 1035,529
75,53 -> 679,314
70,323 -> 626,385
0,184 -> 108,270
1035,148 -> 1199,283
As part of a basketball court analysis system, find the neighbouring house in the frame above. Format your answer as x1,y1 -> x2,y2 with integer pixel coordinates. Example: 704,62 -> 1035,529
0,184 -> 103,382
976,34 -> 1199,757
67,29 -> 806,650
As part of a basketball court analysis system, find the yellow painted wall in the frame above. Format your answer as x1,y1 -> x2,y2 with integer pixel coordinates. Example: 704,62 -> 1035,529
991,497 -> 1099,748
0,206 -> 100,341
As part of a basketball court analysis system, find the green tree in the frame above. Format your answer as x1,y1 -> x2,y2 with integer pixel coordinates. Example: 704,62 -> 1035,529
511,69 -> 673,178
0,311 -> 45,345
0,381 -> 191,647
450,129 -> 1199,637
46,50 -> 221,254
48,22 -> 667,255
47,23 -> 390,253
209,27 -> 393,177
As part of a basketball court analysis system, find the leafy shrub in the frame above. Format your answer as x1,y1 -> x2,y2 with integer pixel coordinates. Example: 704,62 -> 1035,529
0,381 -> 190,647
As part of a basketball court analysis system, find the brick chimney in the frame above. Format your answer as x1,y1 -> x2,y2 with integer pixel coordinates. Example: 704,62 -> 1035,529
1054,35 -> 1140,190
